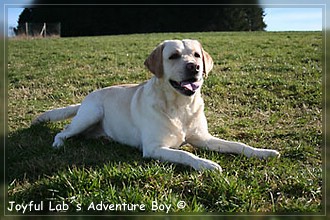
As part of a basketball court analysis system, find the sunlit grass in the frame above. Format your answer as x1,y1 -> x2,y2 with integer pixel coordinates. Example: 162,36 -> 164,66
7,32 -> 322,214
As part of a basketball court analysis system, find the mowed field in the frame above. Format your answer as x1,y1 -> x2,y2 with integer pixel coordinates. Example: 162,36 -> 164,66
7,32 -> 323,214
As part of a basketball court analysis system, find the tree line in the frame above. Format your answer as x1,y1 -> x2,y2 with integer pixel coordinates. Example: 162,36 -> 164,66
15,6 -> 267,37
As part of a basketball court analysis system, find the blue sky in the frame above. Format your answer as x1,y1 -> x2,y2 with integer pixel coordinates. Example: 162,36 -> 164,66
263,8 -> 323,31
6,6 -> 324,36
7,8 -> 24,28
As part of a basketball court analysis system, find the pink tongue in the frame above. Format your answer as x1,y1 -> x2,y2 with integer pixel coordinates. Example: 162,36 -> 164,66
180,81 -> 202,91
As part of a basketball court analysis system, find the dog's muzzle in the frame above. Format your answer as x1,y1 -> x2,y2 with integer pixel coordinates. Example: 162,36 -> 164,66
169,78 -> 202,96
169,62 -> 203,96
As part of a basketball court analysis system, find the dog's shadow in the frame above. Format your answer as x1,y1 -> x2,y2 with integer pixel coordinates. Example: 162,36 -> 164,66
7,123 -> 188,184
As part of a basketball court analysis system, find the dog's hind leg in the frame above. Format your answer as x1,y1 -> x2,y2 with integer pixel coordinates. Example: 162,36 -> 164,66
52,105 -> 103,148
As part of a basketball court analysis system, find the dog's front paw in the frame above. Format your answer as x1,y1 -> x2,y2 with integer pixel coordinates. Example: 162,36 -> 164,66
268,149 -> 280,158
256,149 -> 280,159
52,134 -> 65,148
194,158 -> 222,172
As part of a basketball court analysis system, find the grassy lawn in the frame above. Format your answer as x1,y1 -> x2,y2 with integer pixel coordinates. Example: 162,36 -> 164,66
7,32 -> 323,214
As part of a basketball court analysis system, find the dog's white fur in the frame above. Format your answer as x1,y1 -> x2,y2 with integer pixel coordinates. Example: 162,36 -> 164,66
32,39 -> 279,171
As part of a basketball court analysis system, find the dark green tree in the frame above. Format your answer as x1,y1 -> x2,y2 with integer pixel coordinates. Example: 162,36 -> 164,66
16,6 -> 267,37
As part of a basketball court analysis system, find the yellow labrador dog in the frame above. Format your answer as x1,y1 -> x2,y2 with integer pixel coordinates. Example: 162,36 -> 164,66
32,39 -> 279,171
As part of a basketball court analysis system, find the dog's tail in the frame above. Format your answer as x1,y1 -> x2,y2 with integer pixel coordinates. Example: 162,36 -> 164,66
31,104 -> 81,125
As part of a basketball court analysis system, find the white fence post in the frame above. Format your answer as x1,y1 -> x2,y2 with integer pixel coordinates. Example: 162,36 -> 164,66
40,23 -> 46,37
25,22 -> 28,36
18,22 -> 60,38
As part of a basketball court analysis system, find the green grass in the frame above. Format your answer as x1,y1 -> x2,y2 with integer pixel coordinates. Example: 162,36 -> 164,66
7,32 -> 322,214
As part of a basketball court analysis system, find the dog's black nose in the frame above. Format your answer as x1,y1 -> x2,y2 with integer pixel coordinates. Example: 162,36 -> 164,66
186,63 -> 200,75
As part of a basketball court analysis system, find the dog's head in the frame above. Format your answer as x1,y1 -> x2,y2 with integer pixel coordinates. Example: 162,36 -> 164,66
144,39 -> 213,96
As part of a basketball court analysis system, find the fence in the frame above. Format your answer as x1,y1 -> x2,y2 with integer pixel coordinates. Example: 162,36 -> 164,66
15,22 -> 61,38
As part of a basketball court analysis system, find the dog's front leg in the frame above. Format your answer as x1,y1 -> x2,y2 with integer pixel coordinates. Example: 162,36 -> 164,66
189,134 -> 280,159
143,147 -> 222,171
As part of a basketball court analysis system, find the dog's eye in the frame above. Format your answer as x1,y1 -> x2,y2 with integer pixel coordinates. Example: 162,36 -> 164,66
169,53 -> 181,60
194,52 -> 201,58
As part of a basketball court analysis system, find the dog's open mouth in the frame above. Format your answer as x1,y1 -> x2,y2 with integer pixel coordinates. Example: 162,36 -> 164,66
169,79 -> 202,96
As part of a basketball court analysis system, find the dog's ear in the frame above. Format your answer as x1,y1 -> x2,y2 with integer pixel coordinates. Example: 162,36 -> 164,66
144,43 -> 164,78
201,46 -> 213,78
